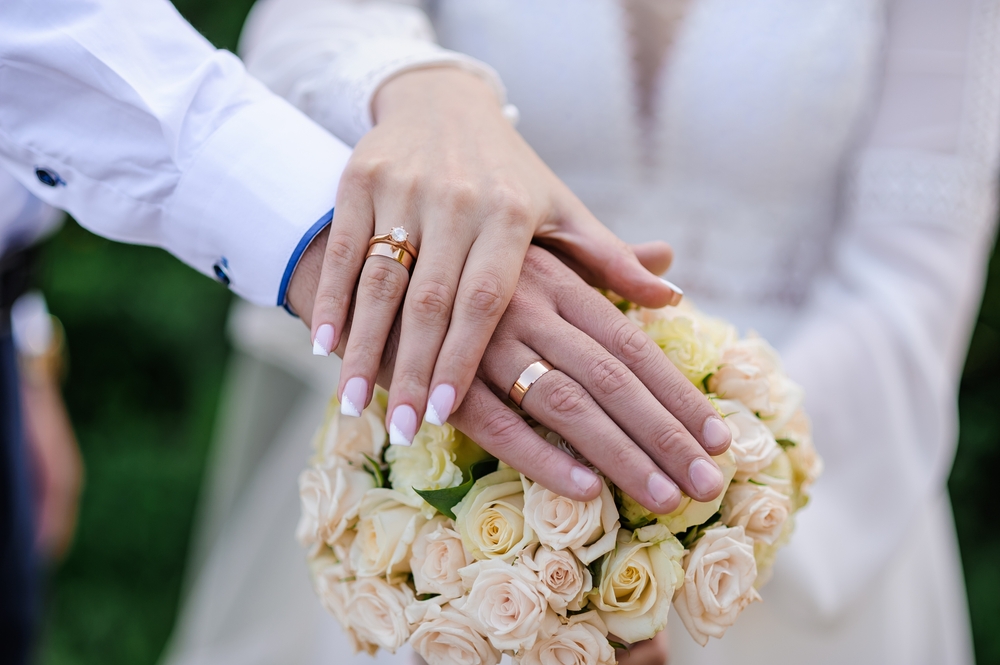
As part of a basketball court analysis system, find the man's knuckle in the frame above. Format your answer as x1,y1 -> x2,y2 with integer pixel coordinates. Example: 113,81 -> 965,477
541,379 -> 588,417
588,355 -> 632,397
481,410 -> 524,448
613,321 -> 655,367
653,427 -> 692,456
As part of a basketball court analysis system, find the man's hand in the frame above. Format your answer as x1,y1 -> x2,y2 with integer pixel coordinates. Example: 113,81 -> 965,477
289,231 -> 730,513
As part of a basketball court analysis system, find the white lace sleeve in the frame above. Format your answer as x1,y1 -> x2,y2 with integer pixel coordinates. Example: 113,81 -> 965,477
774,0 -> 1000,617
239,0 -> 507,146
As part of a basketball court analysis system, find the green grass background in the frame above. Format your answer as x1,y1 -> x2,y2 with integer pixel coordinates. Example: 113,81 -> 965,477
30,1 -> 1000,663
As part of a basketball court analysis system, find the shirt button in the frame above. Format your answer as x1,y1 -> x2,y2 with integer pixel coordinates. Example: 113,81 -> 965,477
213,258 -> 231,286
35,168 -> 64,187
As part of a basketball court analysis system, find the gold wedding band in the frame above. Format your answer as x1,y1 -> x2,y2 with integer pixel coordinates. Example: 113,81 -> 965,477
366,242 -> 415,271
509,360 -> 554,407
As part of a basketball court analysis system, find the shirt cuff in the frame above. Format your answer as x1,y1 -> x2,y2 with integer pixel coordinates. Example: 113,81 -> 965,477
277,208 -> 332,314
166,87 -> 351,306
290,38 -> 507,146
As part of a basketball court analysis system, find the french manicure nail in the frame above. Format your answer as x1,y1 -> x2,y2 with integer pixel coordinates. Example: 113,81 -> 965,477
571,467 -> 600,495
689,458 -> 724,497
389,405 -> 418,446
340,377 -> 367,417
703,417 -> 732,450
312,324 -> 334,356
660,278 -> 684,306
425,384 -> 456,426
647,472 -> 679,507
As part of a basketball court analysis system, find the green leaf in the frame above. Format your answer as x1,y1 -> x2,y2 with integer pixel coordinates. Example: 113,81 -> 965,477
748,478 -> 767,486
776,438 -> 797,449
414,458 -> 499,519
679,510 -> 722,548
608,640 -> 630,651
415,593 -> 440,602
363,454 -> 388,488
615,299 -> 634,313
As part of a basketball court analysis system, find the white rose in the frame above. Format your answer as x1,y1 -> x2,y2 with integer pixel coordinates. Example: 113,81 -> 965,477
410,516 -> 471,599
521,477 -> 620,564
347,575 -> 415,653
775,408 -> 823,507
707,336 -> 804,434
720,481 -> 792,545
309,553 -> 374,654
350,488 -> 426,578
752,516 -> 795,589
591,524 -> 685,643
296,459 -> 375,556
641,315 -> 720,387
385,422 -> 467,504
717,400 -> 781,480
673,525 -> 760,646
656,450 -> 737,534
314,396 -> 387,468
408,600 -> 502,665
456,559 -> 559,653
518,612 -> 615,665
453,468 -> 535,562
520,544 -> 592,613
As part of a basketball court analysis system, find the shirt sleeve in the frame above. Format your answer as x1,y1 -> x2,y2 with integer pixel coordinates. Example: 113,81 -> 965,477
0,0 -> 353,307
771,0 -> 1000,617
239,0 -> 508,146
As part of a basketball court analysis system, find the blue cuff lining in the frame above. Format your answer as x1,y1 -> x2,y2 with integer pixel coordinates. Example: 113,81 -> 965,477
276,207 -> 334,314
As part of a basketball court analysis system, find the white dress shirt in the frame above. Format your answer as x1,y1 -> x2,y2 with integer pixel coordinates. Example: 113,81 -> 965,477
0,0 -> 357,306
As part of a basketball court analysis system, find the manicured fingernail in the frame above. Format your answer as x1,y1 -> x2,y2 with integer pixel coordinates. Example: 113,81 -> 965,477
425,384 -> 456,426
389,405 -> 418,446
703,417 -> 732,450
340,377 -> 367,417
689,458 -> 724,497
647,473 -> 679,507
660,278 -> 684,306
571,467 -> 600,495
312,324 -> 334,356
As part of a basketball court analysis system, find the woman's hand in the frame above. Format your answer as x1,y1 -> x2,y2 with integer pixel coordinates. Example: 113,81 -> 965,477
307,67 -> 682,446
291,235 -> 730,513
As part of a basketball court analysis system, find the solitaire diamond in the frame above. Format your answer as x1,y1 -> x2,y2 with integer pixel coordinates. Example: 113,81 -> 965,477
390,226 -> 408,242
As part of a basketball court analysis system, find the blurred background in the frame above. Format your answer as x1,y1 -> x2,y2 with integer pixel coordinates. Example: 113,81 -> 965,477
26,1 -> 1000,664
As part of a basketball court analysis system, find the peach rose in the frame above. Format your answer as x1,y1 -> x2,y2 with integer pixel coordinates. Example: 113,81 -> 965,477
296,459 -> 375,556
350,488 -> 425,578
521,477 -> 619,564
720,481 -> 792,545
673,526 -> 760,646
407,599 -> 502,665
518,612 -> 615,665
717,400 -> 781,480
519,544 -> 592,613
410,516 -> 471,599
347,576 -> 414,653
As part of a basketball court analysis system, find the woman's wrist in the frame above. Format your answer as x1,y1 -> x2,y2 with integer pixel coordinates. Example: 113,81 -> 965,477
372,67 -> 505,124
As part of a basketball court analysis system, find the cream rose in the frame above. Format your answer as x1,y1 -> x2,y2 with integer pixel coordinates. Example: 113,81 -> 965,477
776,408 -> 823,506
520,544 -> 592,613
314,397 -> 387,468
296,459 -> 375,555
521,477 -> 620,564
518,612 -> 615,665
385,422 -> 466,503
752,516 -> 794,589
642,315 -> 721,386
410,516 -> 471,599
717,400 -> 781,480
673,525 -> 761,646
350,488 -> 426,578
656,450 -> 737,534
408,600 -> 502,665
455,559 -> 559,652
453,468 -> 535,562
346,575 -> 415,653
720,481 -> 792,545
591,524 -> 685,643
309,553 -> 376,655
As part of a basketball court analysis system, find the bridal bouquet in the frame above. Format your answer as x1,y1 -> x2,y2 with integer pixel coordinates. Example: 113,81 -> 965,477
296,299 -> 821,664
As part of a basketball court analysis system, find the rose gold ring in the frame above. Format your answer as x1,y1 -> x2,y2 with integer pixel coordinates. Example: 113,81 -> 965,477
509,360 -> 554,407
368,226 -> 418,258
366,242 -> 415,271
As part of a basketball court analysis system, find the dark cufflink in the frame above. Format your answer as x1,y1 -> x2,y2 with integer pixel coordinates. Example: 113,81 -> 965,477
213,257 -> 231,286
35,168 -> 65,187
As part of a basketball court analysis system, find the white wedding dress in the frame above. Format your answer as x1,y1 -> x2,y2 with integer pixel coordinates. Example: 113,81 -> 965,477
162,1 -> 1000,663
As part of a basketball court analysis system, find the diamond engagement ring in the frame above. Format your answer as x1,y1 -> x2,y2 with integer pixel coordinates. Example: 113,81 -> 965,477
367,226 -> 418,271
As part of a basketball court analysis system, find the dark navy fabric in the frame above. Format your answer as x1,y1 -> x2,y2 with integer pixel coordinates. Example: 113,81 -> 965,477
0,330 -> 38,664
